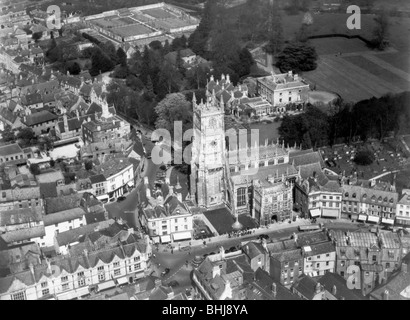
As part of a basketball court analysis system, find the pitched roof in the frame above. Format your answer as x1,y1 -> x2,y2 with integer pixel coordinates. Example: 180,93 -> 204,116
1,225 -> 45,244
39,182 -> 58,198
43,207 -> 86,226
0,143 -> 23,157
89,174 -> 106,184
45,194 -> 82,214
22,110 -> 57,126
0,106 -> 18,124
55,219 -> 115,246
290,149 -> 325,168
243,241 -> 266,260
21,92 -> 42,106
320,272 -> 366,300
302,241 -> 335,257
252,268 -> 301,300
292,275 -> 320,299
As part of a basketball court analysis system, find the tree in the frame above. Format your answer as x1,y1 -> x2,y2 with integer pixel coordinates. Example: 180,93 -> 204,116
146,75 -> 154,96
30,163 -> 40,175
158,61 -> 183,94
236,47 -> 254,78
17,127 -> 36,140
107,81 -> 130,114
126,75 -> 145,91
1,125 -> 16,143
372,10 -> 390,50
354,150 -> 374,166
116,47 -> 127,67
66,61 -> 81,75
90,49 -> 114,76
32,32 -> 42,42
46,38 -> 62,63
38,136 -> 53,152
171,35 -> 187,51
276,42 -> 318,72
188,0 -> 219,56
155,93 -> 193,138
264,1 -> 284,55
149,40 -> 163,51
99,41 -> 118,65
163,40 -> 171,56
175,50 -> 185,76
85,160 -> 93,171
112,65 -> 129,79
186,64 -> 210,89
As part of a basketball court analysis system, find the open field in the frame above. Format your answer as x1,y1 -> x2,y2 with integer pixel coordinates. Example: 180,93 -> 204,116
374,0 -> 410,12
303,36 -> 410,103
309,37 -> 370,55
142,8 -> 175,19
343,55 -> 410,91
376,51 -> 410,73
114,24 -> 155,37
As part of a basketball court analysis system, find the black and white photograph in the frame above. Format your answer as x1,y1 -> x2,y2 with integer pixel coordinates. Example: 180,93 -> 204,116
0,0 -> 409,306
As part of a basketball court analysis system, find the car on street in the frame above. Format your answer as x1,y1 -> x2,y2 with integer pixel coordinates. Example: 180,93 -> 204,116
167,280 -> 179,288
161,268 -> 170,277
109,197 -> 116,203
117,196 -> 126,202
258,234 -> 270,240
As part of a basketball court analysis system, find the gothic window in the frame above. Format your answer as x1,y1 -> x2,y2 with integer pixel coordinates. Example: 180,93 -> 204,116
278,158 -> 285,164
237,188 -> 247,207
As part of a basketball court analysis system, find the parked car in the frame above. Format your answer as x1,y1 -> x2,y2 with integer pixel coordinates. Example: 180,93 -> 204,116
117,196 -> 126,202
258,234 -> 269,240
161,268 -> 170,277
109,197 -> 116,203
167,280 -> 179,288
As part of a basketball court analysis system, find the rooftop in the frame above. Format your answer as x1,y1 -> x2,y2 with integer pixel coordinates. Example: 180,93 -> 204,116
22,110 -> 57,126
0,143 -> 23,157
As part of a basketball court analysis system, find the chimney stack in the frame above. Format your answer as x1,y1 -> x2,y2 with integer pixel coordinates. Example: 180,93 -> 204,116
29,262 -> 35,278
271,282 -> 277,298
383,290 -> 389,300
402,261 -> 408,274
332,285 -> 337,296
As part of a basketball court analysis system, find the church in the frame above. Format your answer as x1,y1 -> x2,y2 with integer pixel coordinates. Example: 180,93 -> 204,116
189,75 -> 302,226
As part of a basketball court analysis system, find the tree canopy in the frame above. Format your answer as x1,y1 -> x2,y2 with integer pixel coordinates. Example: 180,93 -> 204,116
155,93 -> 193,138
276,42 -> 317,73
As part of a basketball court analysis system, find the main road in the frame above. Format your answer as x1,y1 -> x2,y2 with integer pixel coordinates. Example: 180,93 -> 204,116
150,220 -> 369,293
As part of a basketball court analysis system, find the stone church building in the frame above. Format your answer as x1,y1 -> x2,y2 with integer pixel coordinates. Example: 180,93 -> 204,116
190,75 -> 304,226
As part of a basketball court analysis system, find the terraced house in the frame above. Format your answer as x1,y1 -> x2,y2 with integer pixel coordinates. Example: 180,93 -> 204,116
342,184 -> 398,225
330,230 -> 402,296
0,236 -> 151,300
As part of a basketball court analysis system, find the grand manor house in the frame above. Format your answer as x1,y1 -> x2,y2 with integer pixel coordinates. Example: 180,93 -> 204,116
189,75 -> 314,226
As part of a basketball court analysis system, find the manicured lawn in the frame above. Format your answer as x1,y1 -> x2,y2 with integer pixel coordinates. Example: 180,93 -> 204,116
343,55 -> 410,91
309,37 -> 370,56
303,50 -> 410,103
376,51 -> 410,74
249,121 -> 282,146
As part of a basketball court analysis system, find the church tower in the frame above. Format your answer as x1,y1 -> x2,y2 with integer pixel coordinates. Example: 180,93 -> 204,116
190,88 -> 227,208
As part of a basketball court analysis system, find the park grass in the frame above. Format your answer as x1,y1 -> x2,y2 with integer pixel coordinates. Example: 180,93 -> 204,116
302,51 -> 408,102
309,37 -> 370,55
343,55 -> 410,91
376,51 -> 410,73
